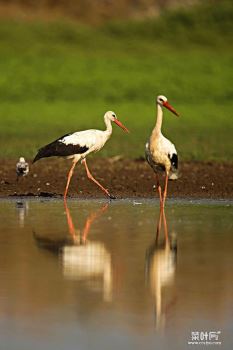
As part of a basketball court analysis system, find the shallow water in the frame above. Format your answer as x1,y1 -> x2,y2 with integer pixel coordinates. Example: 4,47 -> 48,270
0,199 -> 232,350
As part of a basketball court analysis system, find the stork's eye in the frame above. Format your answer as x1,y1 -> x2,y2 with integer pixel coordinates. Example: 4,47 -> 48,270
112,113 -> 116,118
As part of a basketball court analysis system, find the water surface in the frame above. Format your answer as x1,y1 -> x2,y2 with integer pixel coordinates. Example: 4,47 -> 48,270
0,199 -> 232,350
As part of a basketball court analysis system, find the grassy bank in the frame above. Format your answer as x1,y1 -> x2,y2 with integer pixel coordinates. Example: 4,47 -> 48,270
0,1 -> 232,161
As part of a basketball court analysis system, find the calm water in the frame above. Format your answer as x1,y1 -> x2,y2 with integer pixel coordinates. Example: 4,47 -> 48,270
0,199 -> 232,350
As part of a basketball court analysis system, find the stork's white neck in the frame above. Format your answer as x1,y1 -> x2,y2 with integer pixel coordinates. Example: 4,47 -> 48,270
104,116 -> 113,136
154,104 -> 163,135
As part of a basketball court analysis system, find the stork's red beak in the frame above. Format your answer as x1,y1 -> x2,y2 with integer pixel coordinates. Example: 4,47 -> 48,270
163,101 -> 179,117
114,119 -> 129,133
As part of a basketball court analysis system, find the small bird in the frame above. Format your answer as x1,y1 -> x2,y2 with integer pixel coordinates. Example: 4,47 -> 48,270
16,157 -> 29,180
145,95 -> 180,207
33,111 -> 129,199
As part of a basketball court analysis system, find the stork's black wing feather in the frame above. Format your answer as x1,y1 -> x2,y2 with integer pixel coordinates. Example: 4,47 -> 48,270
33,133 -> 89,163
169,153 -> 178,170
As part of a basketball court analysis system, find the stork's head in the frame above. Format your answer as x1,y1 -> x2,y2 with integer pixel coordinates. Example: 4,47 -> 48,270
156,95 -> 179,117
105,111 -> 129,133
19,157 -> 26,162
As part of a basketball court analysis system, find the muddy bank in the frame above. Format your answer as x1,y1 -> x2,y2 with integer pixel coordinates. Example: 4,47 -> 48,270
0,158 -> 232,199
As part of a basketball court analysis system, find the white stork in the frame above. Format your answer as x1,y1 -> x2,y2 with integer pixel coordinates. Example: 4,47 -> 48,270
16,157 -> 29,180
145,95 -> 180,207
33,111 -> 129,199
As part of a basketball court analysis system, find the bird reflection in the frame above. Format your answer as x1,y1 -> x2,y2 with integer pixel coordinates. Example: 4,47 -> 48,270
146,207 -> 177,331
62,200 -> 112,302
15,200 -> 29,228
34,200 -> 112,302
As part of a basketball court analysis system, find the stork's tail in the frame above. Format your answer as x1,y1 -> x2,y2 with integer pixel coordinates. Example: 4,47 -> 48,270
169,171 -> 179,180
32,143 -> 53,163
33,150 -> 44,163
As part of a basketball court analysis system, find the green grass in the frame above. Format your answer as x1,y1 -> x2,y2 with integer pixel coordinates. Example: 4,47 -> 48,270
0,1 -> 232,161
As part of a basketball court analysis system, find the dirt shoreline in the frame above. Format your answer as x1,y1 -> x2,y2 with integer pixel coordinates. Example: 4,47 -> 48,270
0,158 -> 232,199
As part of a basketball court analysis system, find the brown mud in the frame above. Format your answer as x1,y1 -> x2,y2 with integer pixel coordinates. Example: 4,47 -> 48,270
0,158 -> 232,199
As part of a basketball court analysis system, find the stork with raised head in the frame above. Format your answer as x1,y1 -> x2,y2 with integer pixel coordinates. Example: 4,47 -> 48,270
145,95 -> 180,207
33,111 -> 129,199
16,157 -> 29,180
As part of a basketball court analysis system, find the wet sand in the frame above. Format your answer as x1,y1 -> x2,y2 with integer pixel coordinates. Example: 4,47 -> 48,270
0,158 -> 232,199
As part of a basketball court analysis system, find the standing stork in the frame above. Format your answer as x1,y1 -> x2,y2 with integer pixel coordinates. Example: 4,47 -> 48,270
33,111 -> 129,199
145,95 -> 180,207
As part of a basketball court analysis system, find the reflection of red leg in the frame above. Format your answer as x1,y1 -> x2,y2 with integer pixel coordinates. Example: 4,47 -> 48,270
64,160 -> 78,199
156,207 -> 163,242
64,200 -> 109,244
82,159 -> 115,199
155,205 -> 169,244
162,207 -> 169,243
162,173 -> 169,208
64,199 -> 77,242
82,203 -> 109,243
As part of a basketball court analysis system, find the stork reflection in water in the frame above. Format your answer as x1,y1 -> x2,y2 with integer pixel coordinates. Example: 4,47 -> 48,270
62,200 -> 113,302
34,201 -> 112,302
146,207 -> 177,330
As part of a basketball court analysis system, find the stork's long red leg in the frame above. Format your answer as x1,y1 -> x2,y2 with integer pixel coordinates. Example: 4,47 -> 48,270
156,174 -> 163,207
162,173 -> 169,207
82,159 -> 115,199
64,160 -> 78,199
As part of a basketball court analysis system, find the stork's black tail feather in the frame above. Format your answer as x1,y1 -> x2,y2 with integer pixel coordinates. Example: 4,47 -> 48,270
32,152 -> 43,163
33,143 -> 56,163
33,133 -> 89,163
32,133 -> 72,163
168,153 -> 179,180
33,141 -> 63,163
169,153 -> 178,170
32,141 -> 60,163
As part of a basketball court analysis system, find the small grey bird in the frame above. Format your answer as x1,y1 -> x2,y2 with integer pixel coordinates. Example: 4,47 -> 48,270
16,157 -> 29,180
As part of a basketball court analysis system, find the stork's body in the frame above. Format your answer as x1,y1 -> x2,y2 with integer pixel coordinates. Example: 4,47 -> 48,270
33,111 -> 129,199
146,95 -> 179,207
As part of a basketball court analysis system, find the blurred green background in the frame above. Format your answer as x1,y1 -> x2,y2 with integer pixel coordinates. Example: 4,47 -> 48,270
0,0 -> 232,161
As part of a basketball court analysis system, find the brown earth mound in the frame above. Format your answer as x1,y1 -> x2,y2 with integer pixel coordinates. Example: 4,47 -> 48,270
0,1 -> 201,23
0,158 -> 232,199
